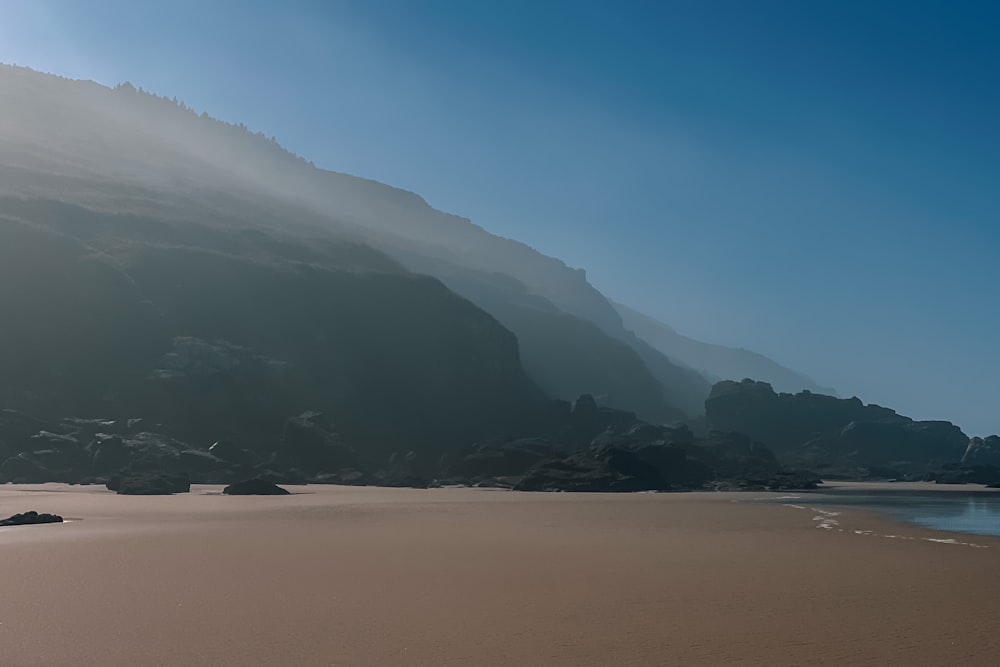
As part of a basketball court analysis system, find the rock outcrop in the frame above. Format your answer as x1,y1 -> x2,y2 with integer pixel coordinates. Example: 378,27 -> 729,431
223,479 -> 290,495
706,380 -> 968,476
0,510 -> 64,526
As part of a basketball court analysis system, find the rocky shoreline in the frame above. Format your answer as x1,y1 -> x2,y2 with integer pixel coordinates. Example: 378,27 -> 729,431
0,394 -> 822,495
3,383 -> 996,496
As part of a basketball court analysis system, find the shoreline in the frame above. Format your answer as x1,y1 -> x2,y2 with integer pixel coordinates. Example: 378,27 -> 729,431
4,480 -> 999,541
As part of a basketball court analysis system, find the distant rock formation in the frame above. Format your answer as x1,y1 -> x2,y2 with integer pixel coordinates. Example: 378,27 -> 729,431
705,379 -> 968,477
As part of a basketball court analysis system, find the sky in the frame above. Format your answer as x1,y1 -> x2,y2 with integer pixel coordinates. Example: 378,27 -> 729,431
1,0 -> 998,434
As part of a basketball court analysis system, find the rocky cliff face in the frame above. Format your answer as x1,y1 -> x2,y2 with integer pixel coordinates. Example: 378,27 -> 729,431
0,203 -> 540,458
705,379 -> 968,476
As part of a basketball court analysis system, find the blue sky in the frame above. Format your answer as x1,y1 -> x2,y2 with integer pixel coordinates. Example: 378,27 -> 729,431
1,1 -> 998,434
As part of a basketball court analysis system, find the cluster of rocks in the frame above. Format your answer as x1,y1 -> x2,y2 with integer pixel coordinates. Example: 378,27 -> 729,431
5,381 -> 996,495
437,425 -> 820,493
0,395 -> 825,494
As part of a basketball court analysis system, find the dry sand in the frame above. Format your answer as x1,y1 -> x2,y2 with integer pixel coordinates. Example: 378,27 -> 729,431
1,483 -> 998,666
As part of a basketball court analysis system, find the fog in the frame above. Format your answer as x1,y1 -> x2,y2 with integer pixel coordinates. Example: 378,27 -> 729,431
0,64 -> 722,423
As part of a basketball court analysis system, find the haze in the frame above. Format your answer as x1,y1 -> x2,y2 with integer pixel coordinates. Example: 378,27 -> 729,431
1,0 -> 998,434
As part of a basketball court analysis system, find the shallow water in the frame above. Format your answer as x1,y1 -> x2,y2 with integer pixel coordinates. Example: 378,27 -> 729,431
786,487 -> 1000,537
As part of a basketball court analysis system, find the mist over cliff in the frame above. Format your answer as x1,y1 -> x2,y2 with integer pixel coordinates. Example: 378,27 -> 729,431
613,301 -> 835,396
0,64 -> 733,423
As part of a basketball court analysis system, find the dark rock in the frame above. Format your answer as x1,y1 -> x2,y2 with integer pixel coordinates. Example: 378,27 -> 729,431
223,478 -> 290,495
0,510 -> 64,526
107,471 -> 190,495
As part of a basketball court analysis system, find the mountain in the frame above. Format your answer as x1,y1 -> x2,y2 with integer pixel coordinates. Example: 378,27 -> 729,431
0,64 -> 708,422
613,301 -> 835,395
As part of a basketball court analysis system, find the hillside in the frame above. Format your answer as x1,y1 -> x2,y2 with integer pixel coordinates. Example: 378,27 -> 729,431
0,199 -> 540,458
0,64 -> 707,421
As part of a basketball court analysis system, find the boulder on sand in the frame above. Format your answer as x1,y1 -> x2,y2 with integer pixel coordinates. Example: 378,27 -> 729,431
223,478 -> 290,495
0,510 -> 64,526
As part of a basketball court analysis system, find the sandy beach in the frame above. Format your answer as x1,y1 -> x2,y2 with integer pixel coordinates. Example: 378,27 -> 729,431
1,483 -> 998,666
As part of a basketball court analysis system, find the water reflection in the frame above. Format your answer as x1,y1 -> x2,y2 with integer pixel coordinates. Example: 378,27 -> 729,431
783,489 -> 1000,537
905,497 -> 1000,536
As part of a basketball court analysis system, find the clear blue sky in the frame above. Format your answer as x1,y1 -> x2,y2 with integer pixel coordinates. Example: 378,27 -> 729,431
2,1 -> 998,434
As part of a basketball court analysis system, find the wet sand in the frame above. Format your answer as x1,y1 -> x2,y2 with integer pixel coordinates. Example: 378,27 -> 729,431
1,483 -> 999,666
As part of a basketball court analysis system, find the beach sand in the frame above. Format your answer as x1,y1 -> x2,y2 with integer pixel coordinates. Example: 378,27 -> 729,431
1,483 -> 998,666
